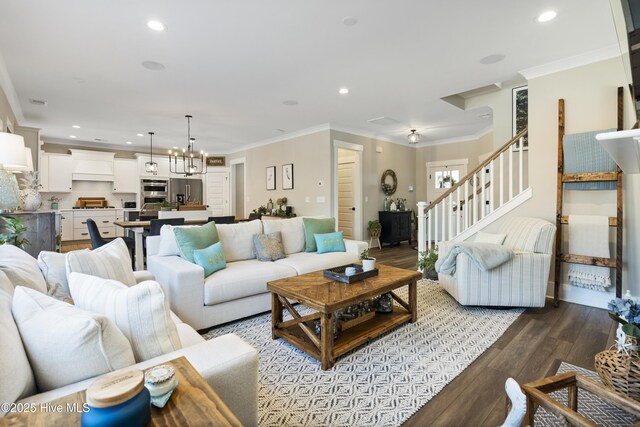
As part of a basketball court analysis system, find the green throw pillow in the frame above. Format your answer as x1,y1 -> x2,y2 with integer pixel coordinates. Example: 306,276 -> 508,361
173,222 -> 219,263
193,242 -> 226,276
302,218 -> 336,252
314,231 -> 346,254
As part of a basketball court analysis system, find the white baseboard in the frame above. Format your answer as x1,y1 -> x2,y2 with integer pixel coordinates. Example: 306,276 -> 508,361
545,281 -> 613,309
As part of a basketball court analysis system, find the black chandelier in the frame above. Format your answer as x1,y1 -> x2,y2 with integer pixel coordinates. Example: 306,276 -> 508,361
168,115 -> 208,176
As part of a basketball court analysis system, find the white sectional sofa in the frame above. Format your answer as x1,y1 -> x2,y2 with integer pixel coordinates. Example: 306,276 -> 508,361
0,246 -> 259,426
147,217 -> 368,331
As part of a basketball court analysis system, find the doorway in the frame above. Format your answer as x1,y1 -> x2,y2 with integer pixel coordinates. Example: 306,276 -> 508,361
230,158 -> 246,219
205,171 -> 230,216
333,141 -> 363,241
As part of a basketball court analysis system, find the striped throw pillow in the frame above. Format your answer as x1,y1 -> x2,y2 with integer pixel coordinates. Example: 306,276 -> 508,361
65,238 -> 136,286
68,272 -> 182,362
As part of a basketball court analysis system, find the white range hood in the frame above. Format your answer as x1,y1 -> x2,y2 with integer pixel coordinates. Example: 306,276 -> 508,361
69,149 -> 115,181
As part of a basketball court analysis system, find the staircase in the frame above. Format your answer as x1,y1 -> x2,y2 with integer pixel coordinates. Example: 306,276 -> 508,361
417,128 -> 531,253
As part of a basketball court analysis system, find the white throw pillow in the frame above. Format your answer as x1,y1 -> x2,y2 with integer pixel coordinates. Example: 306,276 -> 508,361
68,272 -> 182,362
475,231 -> 507,245
262,217 -> 306,254
216,220 -> 263,262
11,286 -> 135,392
156,224 -> 202,257
66,238 -> 136,286
0,244 -> 47,293
0,273 -> 36,415
38,250 -> 70,293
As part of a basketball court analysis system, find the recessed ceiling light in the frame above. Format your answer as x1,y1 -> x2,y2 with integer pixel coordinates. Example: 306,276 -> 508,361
172,146 -> 178,149
147,20 -> 166,31
125,141 -> 133,145
339,88 -> 349,95
343,17 -> 358,26
282,100 -> 299,106
69,135 -> 77,139
72,125 -> 80,129
137,133 -> 144,137
537,10 -> 557,23
479,54 -> 506,65
142,61 -> 166,71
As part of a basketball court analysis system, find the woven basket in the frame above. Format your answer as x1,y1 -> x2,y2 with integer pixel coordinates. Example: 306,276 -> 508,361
369,229 -> 381,239
595,334 -> 640,401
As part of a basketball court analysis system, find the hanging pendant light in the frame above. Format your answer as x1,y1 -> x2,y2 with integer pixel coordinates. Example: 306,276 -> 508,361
145,132 -> 158,175
168,115 -> 208,176
408,129 -> 421,144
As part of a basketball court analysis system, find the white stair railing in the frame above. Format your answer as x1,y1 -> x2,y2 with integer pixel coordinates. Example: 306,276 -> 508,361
417,128 -> 529,253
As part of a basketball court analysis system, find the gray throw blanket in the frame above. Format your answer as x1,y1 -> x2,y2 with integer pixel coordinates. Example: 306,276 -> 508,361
435,242 -> 514,275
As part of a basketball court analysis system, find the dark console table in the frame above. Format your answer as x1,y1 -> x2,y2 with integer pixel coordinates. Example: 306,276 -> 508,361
378,211 -> 412,246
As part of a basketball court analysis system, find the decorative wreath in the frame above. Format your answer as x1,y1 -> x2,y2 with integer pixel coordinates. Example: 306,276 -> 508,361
380,169 -> 397,196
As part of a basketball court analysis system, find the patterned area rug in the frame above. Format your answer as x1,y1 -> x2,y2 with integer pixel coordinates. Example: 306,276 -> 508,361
202,280 -> 523,426
535,362 -> 638,426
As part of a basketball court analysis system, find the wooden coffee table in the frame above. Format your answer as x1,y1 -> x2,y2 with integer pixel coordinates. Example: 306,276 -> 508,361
0,357 -> 241,427
267,263 -> 421,370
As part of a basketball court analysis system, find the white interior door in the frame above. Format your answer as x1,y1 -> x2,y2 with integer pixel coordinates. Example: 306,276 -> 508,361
206,171 -> 230,215
337,153 -> 356,239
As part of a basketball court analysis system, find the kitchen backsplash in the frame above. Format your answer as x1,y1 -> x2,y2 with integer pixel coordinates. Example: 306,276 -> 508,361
40,181 -> 136,209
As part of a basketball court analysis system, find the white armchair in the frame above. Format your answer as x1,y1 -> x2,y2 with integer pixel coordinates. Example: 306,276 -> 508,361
438,217 -> 556,307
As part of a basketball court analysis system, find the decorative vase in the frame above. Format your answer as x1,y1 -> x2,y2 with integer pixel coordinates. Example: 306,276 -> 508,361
362,257 -> 376,272
595,333 -> 640,400
383,197 -> 391,211
19,188 -> 42,211
423,269 -> 438,281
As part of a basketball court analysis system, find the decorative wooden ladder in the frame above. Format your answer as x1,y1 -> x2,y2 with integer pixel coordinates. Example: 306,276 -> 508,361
553,87 -> 624,305
417,128 -> 531,253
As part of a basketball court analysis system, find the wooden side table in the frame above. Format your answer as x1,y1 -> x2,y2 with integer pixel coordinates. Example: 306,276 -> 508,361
0,357 -> 241,427
522,371 -> 640,426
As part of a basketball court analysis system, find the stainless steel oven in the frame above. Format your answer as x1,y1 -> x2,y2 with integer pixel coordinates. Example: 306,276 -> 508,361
141,178 -> 169,208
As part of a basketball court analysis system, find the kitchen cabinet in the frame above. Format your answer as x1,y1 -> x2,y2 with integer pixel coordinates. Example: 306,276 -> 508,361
113,159 -> 138,193
40,154 -> 73,192
378,211 -> 412,246
60,210 -> 74,241
72,209 -> 116,241
115,209 -> 124,237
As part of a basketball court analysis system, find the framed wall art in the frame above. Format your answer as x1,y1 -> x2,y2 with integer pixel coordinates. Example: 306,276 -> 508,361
282,163 -> 294,190
266,166 -> 276,190
512,85 -> 528,151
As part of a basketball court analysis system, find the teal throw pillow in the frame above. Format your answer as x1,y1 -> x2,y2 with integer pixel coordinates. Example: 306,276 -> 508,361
193,242 -> 226,277
303,218 -> 336,252
253,232 -> 286,262
172,222 -> 219,263
314,231 -> 346,254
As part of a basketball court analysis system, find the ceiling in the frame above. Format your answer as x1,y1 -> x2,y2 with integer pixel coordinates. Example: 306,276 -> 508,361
0,0 -> 620,153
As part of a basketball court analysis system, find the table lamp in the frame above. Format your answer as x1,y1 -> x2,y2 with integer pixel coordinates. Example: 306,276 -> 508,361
0,132 -> 27,212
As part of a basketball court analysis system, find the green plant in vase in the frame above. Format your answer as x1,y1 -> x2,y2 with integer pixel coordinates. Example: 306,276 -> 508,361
0,216 -> 30,249
417,247 -> 438,280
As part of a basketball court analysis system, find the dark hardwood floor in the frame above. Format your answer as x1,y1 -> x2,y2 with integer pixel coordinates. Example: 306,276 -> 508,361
372,243 -> 617,427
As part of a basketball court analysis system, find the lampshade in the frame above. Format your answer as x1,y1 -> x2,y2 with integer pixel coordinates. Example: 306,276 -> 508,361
9,147 -> 34,172
0,132 -> 27,169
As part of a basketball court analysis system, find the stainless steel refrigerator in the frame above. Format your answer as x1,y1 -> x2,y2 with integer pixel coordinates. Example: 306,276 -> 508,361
169,178 -> 204,205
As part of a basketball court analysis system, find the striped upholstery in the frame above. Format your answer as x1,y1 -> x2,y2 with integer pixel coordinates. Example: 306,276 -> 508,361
65,238 -> 136,286
68,272 -> 182,362
439,217 -> 555,307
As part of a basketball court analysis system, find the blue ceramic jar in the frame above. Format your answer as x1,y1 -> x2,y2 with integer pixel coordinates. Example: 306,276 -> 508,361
81,369 -> 150,427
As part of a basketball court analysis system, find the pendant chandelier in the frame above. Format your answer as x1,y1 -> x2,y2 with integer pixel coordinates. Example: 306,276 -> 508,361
145,131 -> 158,175
168,115 -> 208,176
407,129 -> 421,144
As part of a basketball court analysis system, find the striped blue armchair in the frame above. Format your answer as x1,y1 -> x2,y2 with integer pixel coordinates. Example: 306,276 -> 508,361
438,217 -> 556,307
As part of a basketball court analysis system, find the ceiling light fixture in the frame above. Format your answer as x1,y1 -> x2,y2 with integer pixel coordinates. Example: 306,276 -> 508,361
145,132 -> 158,175
69,135 -> 77,139
147,20 -> 166,31
339,88 -> 349,95
137,133 -> 144,137
168,115 -> 208,176
537,10 -> 557,23
72,125 -> 80,129
125,141 -> 133,145
407,129 -> 421,145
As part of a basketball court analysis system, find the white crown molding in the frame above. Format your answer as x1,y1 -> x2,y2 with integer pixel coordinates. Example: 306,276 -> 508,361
415,125 -> 493,147
519,44 -> 621,80
329,124 -> 407,146
223,123 -> 331,154
0,52 -> 24,124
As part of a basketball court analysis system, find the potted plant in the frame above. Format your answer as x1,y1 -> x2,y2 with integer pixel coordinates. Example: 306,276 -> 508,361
367,220 -> 382,239
0,216 -> 30,249
417,247 -> 438,280
160,200 -> 172,211
360,249 -> 376,272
